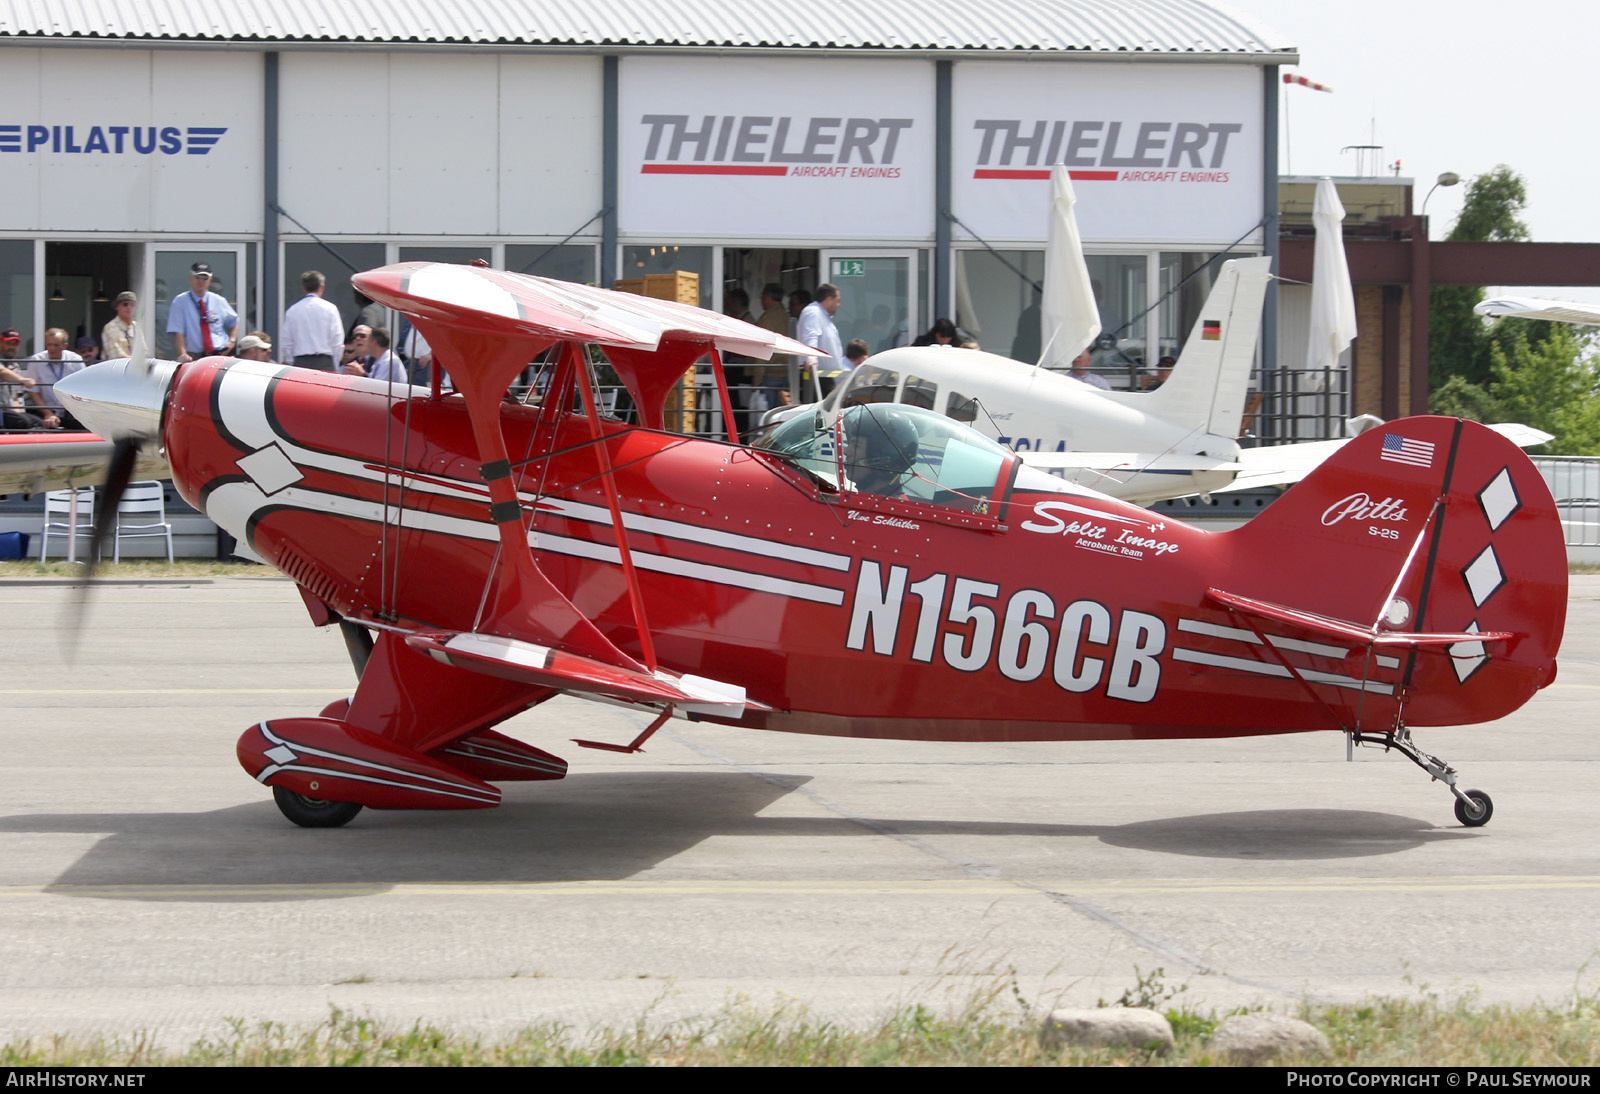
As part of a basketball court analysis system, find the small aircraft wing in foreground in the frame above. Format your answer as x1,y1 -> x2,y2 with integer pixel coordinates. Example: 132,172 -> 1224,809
57,262 -> 1566,831
0,431 -> 168,497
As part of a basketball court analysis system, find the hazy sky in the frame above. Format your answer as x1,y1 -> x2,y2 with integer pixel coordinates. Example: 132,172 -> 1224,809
1221,0 -> 1595,298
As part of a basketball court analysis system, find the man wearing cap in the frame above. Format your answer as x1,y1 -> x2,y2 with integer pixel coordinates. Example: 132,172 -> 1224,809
235,333 -> 274,362
0,329 -> 45,432
0,328 -> 24,366
75,336 -> 100,365
21,328 -> 85,429
101,291 -> 141,359
280,270 -> 345,372
167,261 -> 237,363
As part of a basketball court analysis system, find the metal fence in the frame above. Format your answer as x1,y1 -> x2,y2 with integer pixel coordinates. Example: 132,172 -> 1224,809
1531,456 -> 1600,548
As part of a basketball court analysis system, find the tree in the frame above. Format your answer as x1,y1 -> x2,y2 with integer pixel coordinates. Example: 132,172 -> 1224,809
1428,165 -> 1529,390
1430,318 -> 1600,455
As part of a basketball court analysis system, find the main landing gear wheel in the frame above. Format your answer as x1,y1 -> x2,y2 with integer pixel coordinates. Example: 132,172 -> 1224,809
273,786 -> 364,828
1453,789 -> 1494,828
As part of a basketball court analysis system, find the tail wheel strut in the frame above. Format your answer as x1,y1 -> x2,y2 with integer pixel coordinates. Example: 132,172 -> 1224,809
1350,725 -> 1494,828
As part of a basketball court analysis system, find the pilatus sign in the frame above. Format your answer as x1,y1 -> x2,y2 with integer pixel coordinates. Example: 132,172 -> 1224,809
0,125 -> 227,155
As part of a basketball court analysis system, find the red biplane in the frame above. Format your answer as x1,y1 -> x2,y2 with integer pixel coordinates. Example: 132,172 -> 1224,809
56,262 -> 1567,829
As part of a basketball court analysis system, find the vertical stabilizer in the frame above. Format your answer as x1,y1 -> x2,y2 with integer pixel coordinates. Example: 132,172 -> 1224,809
1139,256 -> 1271,440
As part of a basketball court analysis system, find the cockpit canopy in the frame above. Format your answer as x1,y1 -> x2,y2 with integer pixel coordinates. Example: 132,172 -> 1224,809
753,402 -> 1010,512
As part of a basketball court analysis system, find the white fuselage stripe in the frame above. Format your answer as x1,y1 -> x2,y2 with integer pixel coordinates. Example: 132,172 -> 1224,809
211,364 -> 854,576
1172,648 -> 1394,695
1177,617 -> 1349,660
211,481 -> 847,606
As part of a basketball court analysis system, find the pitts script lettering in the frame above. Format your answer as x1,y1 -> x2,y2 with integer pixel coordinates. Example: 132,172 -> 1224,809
846,561 -> 1165,702
641,115 -> 912,166
973,120 -> 1242,169
1320,493 -> 1410,526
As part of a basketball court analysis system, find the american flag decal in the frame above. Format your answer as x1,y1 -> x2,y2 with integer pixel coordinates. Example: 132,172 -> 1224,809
1380,433 -> 1434,468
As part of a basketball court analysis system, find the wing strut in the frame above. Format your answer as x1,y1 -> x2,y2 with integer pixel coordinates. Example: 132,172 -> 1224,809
411,316 -> 648,675
707,347 -> 740,445
573,340 -> 658,671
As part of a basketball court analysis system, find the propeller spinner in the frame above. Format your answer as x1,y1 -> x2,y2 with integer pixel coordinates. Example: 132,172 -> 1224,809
52,337 -> 181,581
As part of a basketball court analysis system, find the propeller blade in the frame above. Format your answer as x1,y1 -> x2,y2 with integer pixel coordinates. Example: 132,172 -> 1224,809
60,438 -> 141,660
85,438 -> 140,580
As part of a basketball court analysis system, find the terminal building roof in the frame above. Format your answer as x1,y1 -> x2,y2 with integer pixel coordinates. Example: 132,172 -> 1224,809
0,0 -> 1296,60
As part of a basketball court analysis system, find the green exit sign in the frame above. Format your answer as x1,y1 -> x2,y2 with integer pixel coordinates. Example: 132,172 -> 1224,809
832,259 -> 866,277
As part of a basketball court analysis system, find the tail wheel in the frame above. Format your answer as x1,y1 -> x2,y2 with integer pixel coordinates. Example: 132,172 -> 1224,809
1454,789 -> 1493,828
273,786 -> 364,828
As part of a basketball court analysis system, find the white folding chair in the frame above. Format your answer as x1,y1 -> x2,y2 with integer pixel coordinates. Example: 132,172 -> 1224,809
113,481 -> 174,562
39,487 -> 96,562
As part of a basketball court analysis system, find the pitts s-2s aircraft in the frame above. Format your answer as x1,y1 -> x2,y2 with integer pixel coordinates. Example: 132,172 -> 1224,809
57,262 -> 1566,829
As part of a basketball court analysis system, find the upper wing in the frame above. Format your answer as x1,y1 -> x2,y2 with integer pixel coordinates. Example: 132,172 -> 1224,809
354,262 -> 820,363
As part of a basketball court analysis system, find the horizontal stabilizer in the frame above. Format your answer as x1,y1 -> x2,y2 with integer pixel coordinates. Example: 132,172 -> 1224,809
1207,588 -> 1514,649
1212,422 -> 1553,495
1020,450 -> 1245,473
406,631 -> 769,717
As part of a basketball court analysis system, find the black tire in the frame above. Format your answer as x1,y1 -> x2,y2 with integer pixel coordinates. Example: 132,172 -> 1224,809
273,785 -> 363,828
1454,789 -> 1493,828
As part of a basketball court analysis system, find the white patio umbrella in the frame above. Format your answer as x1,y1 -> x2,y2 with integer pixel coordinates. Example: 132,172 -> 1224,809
1038,165 -> 1100,370
1306,177 -> 1358,390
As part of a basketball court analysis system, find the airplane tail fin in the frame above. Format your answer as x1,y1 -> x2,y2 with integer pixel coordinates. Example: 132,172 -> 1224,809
1131,255 -> 1271,440
1219,416 -> 1566,728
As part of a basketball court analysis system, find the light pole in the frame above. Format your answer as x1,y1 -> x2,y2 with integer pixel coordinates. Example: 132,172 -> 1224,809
1422,171 -> 1461,226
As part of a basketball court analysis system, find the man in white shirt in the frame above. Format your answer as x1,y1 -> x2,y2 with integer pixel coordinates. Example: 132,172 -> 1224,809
22,328 -> 85,429
279,270 -> 345,371
365,328 -> 405,384
795,283 -> 845,400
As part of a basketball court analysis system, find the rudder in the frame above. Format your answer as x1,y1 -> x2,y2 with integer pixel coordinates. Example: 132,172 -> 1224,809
1224,416 -> 1565,728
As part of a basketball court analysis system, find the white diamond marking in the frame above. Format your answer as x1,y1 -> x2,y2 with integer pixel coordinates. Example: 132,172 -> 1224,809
264,744 -> 298,765
1463,546 -> 1505,608
238,444 -> 304,495
1449,621 -> 1488,684
1478,467 -> 1520,531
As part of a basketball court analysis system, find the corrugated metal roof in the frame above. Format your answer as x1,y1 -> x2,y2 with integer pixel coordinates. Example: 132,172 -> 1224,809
0,0 -> 1295,58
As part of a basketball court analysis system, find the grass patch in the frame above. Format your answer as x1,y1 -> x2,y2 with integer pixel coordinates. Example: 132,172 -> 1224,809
3,994 -> 1599,1067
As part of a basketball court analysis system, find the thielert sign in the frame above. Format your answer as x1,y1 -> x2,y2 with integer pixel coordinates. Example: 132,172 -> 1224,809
619,57 -> 935,239
953,62 -> 1264,244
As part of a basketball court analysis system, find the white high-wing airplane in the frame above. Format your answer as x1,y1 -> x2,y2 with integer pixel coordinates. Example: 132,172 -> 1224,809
761,258 -> 1550,504
1476,296 -> 1600,325
764,257 -> 1309,504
